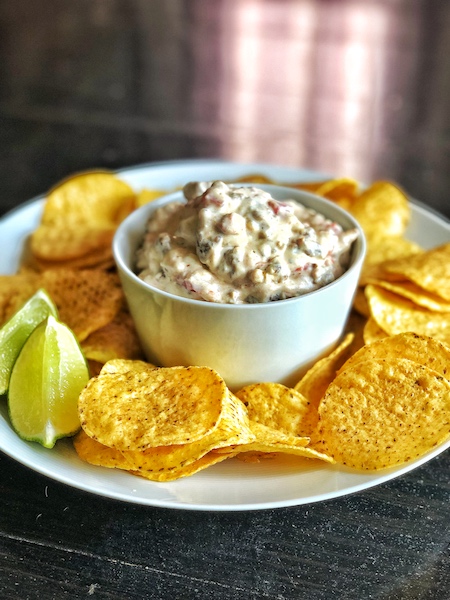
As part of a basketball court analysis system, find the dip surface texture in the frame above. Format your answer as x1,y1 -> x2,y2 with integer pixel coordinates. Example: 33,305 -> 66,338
136,181 -> 359,304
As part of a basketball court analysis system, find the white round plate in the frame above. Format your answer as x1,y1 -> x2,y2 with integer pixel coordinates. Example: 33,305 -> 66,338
1,159 -> 450,511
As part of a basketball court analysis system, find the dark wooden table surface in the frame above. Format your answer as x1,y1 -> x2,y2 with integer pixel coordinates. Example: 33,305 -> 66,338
1,1 -> 450,598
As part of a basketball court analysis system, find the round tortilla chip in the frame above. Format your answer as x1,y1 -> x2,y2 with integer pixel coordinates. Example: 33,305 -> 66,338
31,172 -> 136,262
74,430 -> 235,481
316,358 -> 450,470
78,365 -> 232,450
215,421 -> 332,463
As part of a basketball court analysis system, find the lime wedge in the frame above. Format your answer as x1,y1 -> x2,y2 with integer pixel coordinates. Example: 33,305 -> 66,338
0,288 -> 58,396
8,315 -> 89,448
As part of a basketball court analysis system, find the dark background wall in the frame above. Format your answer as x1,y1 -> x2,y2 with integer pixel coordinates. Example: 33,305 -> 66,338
1,0 -> 449,216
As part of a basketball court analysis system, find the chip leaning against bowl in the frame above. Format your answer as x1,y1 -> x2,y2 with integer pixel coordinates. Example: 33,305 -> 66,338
136,181 -> 359,304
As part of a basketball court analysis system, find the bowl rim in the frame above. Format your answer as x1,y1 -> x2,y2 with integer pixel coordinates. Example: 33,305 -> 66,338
113,183 -> 366,310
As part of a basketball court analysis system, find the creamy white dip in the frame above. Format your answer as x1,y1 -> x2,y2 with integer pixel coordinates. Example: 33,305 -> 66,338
136,181 -> 359,304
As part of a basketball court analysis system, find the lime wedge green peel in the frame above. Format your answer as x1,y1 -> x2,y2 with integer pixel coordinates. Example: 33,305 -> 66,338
0,289 -> 58,395
8,315 -> 90,448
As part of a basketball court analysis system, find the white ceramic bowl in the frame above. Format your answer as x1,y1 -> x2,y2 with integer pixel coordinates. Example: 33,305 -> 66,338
113,184 -> 366,391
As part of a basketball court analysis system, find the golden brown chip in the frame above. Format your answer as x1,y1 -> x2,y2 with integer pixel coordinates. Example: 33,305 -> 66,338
365,284 -> 450,345
136,188 -> 168,206
216,421 -> 333,463
74,429 -> 236,481
316,358 -> 450,470
0,272 -> 41,326
338,332 -> 450,380
40,269 -> 124,341
81,309 -> 144,363
364,279 -> 450,312
287,178 -> 359,211
87,360 -> 104,378
381,243 -> 450,302
359,236 -> 423,285
78,365 -> 234,450
0,268 -> 124,340
235,382 -> 312,437
353,288 -> 371,317
293,333 -> 355,434
131,452 -> 235,482
30,172 -> 136,263
363,317 -> 389,344
349,181 -> 410,240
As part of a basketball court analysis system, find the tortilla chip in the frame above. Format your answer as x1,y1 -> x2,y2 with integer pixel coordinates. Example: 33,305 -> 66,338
30,172 -> 136,263
78,365 -> 236,450
381,243 -> 450,302
365,284 -> 450,345
363,317 -> 389,344
294,333 -> 355,433
235,382 -> 312,437
338,332 -> 450,380
349,181 -> 410,240
316,358 -> 450,470
81,309 -> 144,363
364,279 -> 450,312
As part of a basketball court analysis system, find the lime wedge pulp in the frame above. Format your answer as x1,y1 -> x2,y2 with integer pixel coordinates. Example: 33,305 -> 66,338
0,288 -> 58,395
8,315 -> 90,448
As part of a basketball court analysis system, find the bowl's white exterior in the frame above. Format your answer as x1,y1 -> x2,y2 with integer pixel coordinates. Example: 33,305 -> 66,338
113,185 -> 365,390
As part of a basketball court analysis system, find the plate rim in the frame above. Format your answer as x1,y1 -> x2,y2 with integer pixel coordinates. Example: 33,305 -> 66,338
1,158 -> 450,511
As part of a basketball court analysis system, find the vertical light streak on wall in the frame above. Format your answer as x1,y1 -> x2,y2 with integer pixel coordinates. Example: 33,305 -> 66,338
338,5 -> 389,178
219,0 -> 263,158
220,0 -> 317,166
